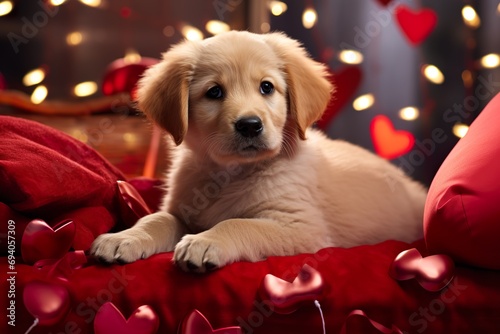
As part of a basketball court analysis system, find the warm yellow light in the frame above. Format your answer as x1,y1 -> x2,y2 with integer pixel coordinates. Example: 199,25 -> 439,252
181,25 -> 204,41
269,1 -> 287,16
353,94 -> 375,111
498,3 -> 500,14
205,20 -> 230,35
453,123 -> 469,138
78,0 -> 101,8
23,68 -> 45,86
74,81 -> 97,97
423,64 -> 445,84
124,48 -> 141,64
399,107 -> 420,121
461,70 -> 474,88
31,85 -> 48,104
260,22 -> 271,33
302,8 -> 317,29
462,5 -> 481,28
50,0 -> 67,5
66,32 -> 83,46
338,50 -> 364,65
480,53 -> 500,69
0,1 -> 13,16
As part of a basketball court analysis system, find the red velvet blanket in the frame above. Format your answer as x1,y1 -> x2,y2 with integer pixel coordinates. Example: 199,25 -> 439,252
1,115 -> 500,334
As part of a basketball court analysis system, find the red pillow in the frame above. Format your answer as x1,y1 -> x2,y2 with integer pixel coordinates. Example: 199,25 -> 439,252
0,116 -> 125,250
424,92 -> 500,270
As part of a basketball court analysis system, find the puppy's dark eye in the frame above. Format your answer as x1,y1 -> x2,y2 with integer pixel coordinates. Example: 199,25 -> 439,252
206,86 -> 223,99
260,81 -> 274,95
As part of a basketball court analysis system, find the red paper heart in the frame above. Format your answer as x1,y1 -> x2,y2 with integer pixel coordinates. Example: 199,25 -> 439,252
395,5 -> 437,45
389,248 -> 455,292
179,310 -> 242,334
341,310 -> 403,334
259,264 -> 324,314
117,180 -> 153,227
316,67 -> 363,131
21,219 -> 75,265
23,281 -> 70,326
370,115 -> 415,160
94,302 -> 159,334
102,57 -> 159,98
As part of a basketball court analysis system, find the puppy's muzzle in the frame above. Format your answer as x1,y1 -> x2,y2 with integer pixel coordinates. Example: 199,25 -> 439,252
235,116 -> 263,138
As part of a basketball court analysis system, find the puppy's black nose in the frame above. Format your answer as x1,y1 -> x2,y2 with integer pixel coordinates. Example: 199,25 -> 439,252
235,116 -> 263,138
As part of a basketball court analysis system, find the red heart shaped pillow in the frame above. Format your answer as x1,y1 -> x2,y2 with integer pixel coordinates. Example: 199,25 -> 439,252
424,92 -> 500,269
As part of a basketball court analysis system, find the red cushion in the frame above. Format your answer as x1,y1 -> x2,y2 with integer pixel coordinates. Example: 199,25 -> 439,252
424,93 -> 500,269
0,116 -> 125,250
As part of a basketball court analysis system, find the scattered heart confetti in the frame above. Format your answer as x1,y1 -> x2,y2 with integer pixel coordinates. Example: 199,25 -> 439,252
389,248 -> 455,291
259,264 -> 324,314
94,302 -> 159,334
341,310 -> 403,334
179,309 -> 242,334
316,66 -> 363,131
370,115 -> 415,160
23,281 -> 70,326
21,219 -> 75,264
395,5 -> 438,45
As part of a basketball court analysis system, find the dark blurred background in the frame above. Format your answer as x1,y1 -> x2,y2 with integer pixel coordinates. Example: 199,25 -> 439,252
0,0 -> 499,184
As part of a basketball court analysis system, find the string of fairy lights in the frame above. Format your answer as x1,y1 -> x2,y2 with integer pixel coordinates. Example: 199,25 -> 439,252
1,0 -> 500,139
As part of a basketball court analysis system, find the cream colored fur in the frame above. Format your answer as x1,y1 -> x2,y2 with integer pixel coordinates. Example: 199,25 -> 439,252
91,31 -> 426,273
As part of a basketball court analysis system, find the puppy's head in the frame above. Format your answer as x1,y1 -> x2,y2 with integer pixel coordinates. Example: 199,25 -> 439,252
137,31 -> 332,165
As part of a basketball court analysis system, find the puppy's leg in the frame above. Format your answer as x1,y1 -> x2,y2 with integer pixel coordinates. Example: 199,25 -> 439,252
91,212 -> 187,263
174,218 -> 325,273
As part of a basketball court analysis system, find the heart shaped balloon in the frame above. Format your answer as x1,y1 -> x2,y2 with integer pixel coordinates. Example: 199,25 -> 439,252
21,219 -> 75,264
94,302 -> 159,334
117,180 -> 152,227
316,67 -> 363,131
395,5 -> 438,45
259,264 -> 324,314
389,248 -> 455,292
370,115 -> 415,160
23,281 -> 70,326
179,310 -> 242,334
341,310 -> 403,334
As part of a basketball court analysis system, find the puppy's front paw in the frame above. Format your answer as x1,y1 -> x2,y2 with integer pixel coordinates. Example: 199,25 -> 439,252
90,231 -> 155,264
174,234 -> 231,273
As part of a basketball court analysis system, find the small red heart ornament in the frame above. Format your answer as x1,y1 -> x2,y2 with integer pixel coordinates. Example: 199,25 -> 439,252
395,5 -> 438,45
94,302 -> 159,334
389,248 -> 455,292
370,115 -> 415,160
34,250 -> 87,281
259,264 -> 324,314
341,310 -> 403,334
21,219 -> 75,264
23,281 -> 70,326
179,310 -> 242,334
117,180 -> 153,227
316,67 -> 363,131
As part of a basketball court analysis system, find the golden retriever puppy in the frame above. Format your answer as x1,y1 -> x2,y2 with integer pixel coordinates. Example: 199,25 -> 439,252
91,31 -> 426,273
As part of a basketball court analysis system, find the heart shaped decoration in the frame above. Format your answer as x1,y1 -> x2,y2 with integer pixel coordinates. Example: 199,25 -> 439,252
179,309 -> 242,334
341,310 -> 403,334
23,281 -> 70,326
316,66 -> 363,131
259,264 -> 324,314
375,0 -> 392,6
395,5 -> 438,45
94,302 -> 159,334
34,250 -> 87,281
117,180 -> 153,227
389,248 -> 455,292
370,115 -> 415,160
21,219 -> 75,264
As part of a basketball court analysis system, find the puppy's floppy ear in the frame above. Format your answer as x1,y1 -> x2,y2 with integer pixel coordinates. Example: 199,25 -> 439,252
136,42 -> 197,145
263,33 -> 333,139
